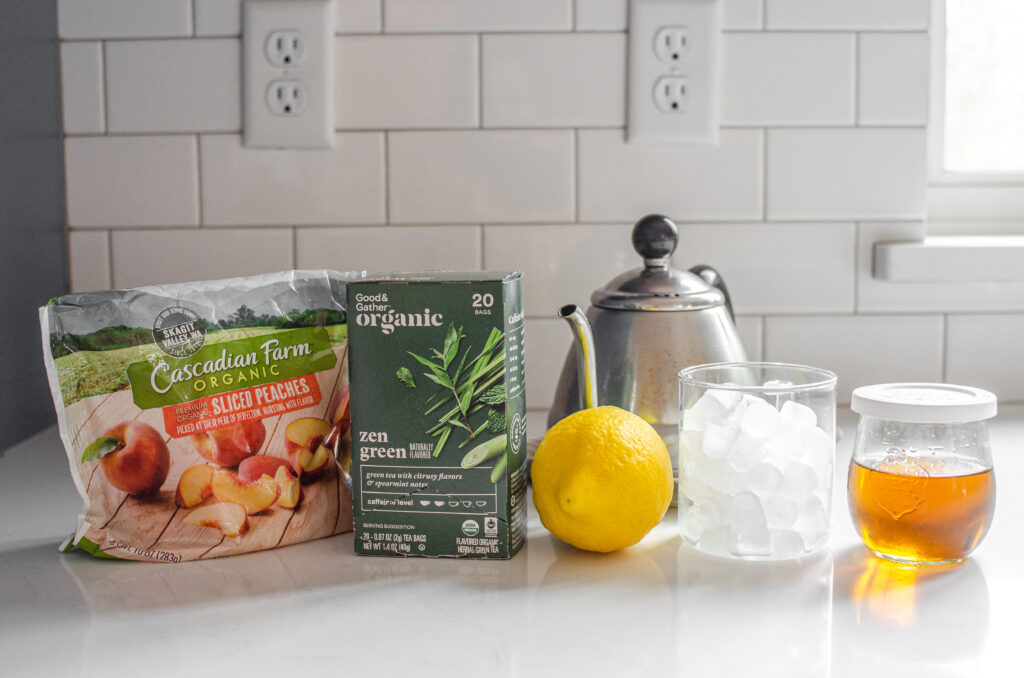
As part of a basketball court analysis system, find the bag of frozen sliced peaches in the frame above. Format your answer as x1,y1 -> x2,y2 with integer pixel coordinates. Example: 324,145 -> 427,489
40,270 -> 361,562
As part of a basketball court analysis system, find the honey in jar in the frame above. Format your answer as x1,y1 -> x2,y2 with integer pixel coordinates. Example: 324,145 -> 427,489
849,383 -> 997,565
848,455 -> 995,564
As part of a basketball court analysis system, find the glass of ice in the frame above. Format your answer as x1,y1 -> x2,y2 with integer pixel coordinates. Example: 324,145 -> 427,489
678,362 -> 837,561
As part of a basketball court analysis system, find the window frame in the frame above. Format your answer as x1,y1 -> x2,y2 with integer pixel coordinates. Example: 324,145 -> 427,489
927,0 -> 1024,234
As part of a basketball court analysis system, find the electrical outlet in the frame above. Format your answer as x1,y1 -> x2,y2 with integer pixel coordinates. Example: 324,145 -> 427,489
653,26 -> 690,64
266,80 -> 308,116
628,0 -> 721,145
243,0 -> 335,149
265,30 -> 307,67
654,77 -> 689,113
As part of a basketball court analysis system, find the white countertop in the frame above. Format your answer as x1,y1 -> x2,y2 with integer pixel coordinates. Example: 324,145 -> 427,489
2,408 -> 1021,677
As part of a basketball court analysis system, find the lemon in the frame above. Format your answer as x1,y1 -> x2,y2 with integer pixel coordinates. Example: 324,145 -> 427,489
532,406 -> 673,553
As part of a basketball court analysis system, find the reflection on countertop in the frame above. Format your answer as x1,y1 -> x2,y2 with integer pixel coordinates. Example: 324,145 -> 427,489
2,407 -> 1021,677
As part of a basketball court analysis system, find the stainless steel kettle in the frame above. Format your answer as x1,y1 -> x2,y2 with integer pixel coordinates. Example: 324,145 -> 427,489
548,214 -> 748,495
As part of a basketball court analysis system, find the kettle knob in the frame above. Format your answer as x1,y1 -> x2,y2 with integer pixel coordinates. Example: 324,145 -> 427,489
632,214 -> 678,266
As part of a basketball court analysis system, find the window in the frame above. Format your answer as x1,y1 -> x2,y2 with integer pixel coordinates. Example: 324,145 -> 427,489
928,0 -> 1024,234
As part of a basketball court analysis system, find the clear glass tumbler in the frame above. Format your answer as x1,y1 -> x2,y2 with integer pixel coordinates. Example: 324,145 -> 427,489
849,383 -> 997,565
678,362 -> 837,560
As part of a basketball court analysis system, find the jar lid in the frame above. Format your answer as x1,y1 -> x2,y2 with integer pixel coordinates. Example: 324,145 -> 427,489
591,214 -> 725,311
851,383 -> 997,424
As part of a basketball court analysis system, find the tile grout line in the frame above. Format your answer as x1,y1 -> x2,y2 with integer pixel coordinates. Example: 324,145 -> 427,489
379,0 -> 386,33
382,131 -> 391,223
853,32 -> 861,126
100,41 -> 109,134
853,222 -> 860,312
191,0 -> 197,36
292,227 -> 298,269
194,135 -> 204,226
761,128 -> 768,220
941,313 -> 949,382
106,229 -> 115,289
479,224 -> 486,271
573,128 -> 580,223
477,33 -> 483,128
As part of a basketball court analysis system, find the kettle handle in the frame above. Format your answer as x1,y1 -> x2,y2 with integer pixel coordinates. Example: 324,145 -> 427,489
689,265 -> 735,322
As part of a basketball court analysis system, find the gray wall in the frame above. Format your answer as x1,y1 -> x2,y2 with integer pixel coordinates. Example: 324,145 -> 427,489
0,0 -> 68,450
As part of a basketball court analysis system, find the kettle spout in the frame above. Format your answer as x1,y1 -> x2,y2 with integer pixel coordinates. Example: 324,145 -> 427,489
557,304 -> 599,410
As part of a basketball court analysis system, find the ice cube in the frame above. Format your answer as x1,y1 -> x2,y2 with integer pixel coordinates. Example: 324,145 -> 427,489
681,473 -> 714,502
730,491 -> 768,536
762,422 -> 806,465
768,529 -> 806,560
684,389 -> 743,432
802,426 -> 834,466
748,463 -> 782,496
696,526 -> 733,557
732,524 -> 771,556
740,396 -> 782,439
764,496 -> 798,528
796,495 -> 829,545
680,497 -> 723,542
727,432 -> 767,472
780,400 -> 818,430
695,453 -> 731,491
702,420 -> 739,459
781,461 -> 818,498
680,429 -> 704,458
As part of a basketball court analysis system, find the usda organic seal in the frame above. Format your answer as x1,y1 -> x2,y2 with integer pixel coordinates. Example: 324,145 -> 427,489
461,519 -> 480,537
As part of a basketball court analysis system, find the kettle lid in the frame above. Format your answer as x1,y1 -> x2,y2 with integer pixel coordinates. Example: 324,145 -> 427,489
591,214 -> 725,311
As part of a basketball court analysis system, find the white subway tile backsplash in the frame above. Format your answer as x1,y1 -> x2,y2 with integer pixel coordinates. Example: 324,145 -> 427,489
676,222 -> 856,314
58,0 -> 192,39
69,231 -> 112,292
65,136 -> 199,227
482,33 -> 625,128
574,0 -> 763,31
194,0 -> 241,36
60,42 -> 105,134
766,128 -> 927,220
723,0 -> 764,29
195,0 -> 382,35
483,223 -> 634,317
105,40 -> 240,133
764,314 -> 944,403
337,35 -> 477,129
765,0 -> 929,30
335,0 -> 383,33
384,0 -> 571,33
199,133 -> 385,225
946,315 -> 1024,401
574,0 -> 627,31
296,225 -> 481,271
110,229 -> 294,288
858,33 -> 929,126
388,130 -> 574,224
578,128 -> 763,222
524,318 -> 573,411
722,33 -> 854,125
734,316 -> 764,361
857,222 -> 1024,313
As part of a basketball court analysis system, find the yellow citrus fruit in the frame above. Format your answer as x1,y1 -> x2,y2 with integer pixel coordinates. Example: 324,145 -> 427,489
532,406 -> 673,553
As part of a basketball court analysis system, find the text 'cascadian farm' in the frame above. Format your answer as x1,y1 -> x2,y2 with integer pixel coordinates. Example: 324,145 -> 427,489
150,338 -> 313,394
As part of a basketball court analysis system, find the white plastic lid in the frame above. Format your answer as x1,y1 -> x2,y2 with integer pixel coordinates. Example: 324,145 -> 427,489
851,383 -> 997,424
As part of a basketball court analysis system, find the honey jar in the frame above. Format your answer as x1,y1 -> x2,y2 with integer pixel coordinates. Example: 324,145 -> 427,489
848,383 -> 997,565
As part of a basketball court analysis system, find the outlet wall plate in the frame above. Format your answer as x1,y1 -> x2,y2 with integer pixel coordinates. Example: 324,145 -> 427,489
243,0 -> 335,149
628,0 -> 721,145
